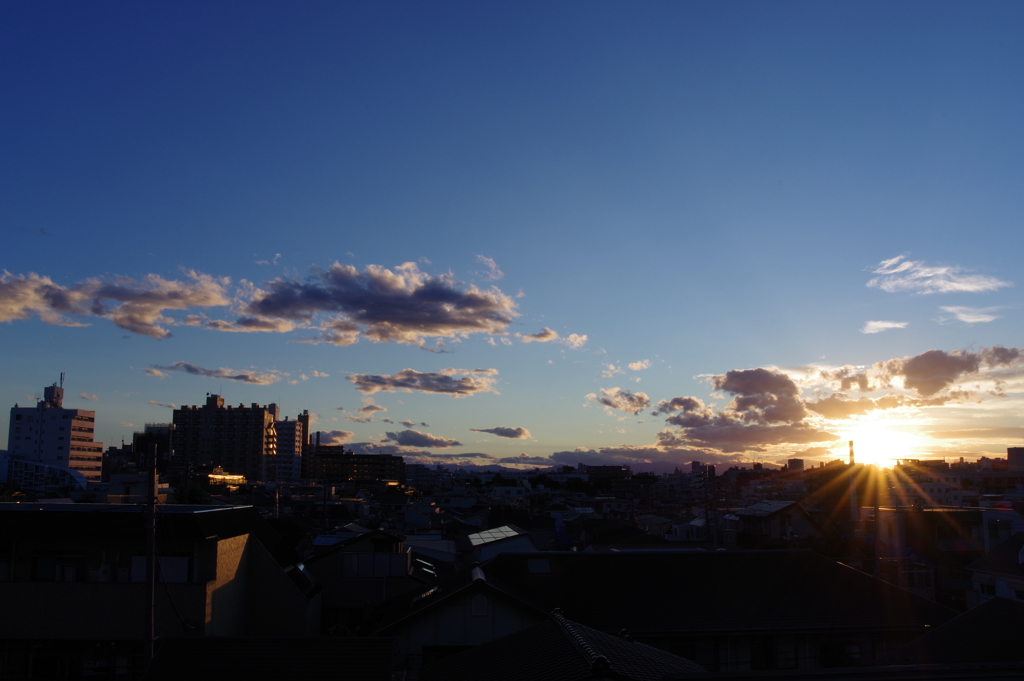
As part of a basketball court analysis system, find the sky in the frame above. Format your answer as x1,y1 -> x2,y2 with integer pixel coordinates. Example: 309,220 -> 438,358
2,1 -> 1023,473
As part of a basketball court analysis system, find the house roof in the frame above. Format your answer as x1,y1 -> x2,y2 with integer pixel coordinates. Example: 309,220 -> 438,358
419,611 -> 705,681
966,532 -> 1024,577
468,524 -> 524,546
143,637 -> 399,681
877,596 -> 1024,665
734,500 -> 799,516
368,567 -> 548,635
480,550 -> 956,636
306,527 -> 406,562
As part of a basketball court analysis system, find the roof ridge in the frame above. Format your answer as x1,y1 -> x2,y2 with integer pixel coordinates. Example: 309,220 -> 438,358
550,610 -> 611,674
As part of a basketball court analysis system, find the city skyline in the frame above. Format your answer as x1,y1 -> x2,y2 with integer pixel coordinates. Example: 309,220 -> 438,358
2,2 -> 1023,471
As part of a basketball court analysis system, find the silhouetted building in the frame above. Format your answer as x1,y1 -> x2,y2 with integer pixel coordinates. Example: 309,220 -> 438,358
304,440 -> 405,484
1008,447 -> 1024,474
788,458 -> 804,471
172,394 -> 279,481
132,423 -> 172,472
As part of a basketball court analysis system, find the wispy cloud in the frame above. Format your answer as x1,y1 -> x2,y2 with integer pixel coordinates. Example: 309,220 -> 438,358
939,306 -> 1001,324
79,393 -> 98,401
144,368 -> 168,378
861,320 -> 908,334
148,400 -> 176,408
149,361 -> 281,385
475,254 -> 504,281
600,364 -> 624,378
628,359 -> 652,371
470,426 -> 532,439
519,327 -> 558,343
867,255 -> 1012,294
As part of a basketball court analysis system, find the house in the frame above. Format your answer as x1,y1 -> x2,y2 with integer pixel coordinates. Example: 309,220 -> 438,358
480,550 -> 956,672
964,532 -> 1024,608
366,566 -> 549,671
420,610 -> 705,681
733,500 -> 822,548
0,502 -> 320,677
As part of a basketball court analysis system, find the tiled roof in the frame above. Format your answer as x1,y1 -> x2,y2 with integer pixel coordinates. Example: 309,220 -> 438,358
143,637 -> 398,681
877,596 -> 1024,665
420,612 -> 705,681
481,550 -> 956,635
966,532 -> 1024,577
734,500 -> 798,516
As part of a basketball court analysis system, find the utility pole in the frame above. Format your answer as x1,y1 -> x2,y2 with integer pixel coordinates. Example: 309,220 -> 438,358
144,444 -> 157,670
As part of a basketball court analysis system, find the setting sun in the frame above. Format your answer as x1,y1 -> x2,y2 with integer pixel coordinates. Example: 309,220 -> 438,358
831,415 -> 932,468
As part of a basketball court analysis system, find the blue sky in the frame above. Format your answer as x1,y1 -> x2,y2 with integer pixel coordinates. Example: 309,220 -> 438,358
2,1 -> 1022,471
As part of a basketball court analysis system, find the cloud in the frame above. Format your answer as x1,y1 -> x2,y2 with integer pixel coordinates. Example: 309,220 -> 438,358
79,393 -> 98,401
927,427 -> 1024,440
820,366 -> 871,391
470,426 -> 532,439
600,364 -> 624,378
148,400 -> 176,408
385,429 -> 462,448
311,370 -> 329,377
144,368 -> 168,378
564,334 -> 587,349
345,397 -> 388,422
805,392 -> 959,419
628,359 -> 652,371
519,327 -> 558,343
400,420 -> 415,427
318,430 -> 354,445
150,361 -> 281,385
654,368 -> 837,453
475,255 -> 504,281
119,422 -> 135,428
246,261 -> 518,347
495,454 -> 557,465
0,269 -> 230,338
587,387 -> 650,415
861,320 -> 908,334
347,368 -> 499,397
255,253 -> 281,266
867,255 -> 1012,295
939,306 -> 1001,324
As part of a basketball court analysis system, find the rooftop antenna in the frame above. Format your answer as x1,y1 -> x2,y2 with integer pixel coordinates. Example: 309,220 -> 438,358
60,372 -> 65,388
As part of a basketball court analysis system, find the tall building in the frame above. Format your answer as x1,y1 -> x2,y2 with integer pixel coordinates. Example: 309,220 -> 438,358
303,439 -> 405,484
132,423 -> 172,472
273,416 -> 304,482
1008,447 -> 1024,474
172,395 -> 279,482
5,381 -> 104,485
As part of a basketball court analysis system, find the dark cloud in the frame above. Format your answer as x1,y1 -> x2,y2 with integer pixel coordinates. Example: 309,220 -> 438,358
588,387 -> 650,415
655,368 -> 835,454
652,396 -> 705,417
348,368 -> 498,397
495,454 -> 556,465
385,429 -> 462,448
318,430 -> 354,445
150,361 -> 281,385
712,368 -> 806,424
400,420 -> 415,428
245,262 -> 518,347
549,445 -> 745,473
470,426 -> 531,439
982,345 -> 1022,367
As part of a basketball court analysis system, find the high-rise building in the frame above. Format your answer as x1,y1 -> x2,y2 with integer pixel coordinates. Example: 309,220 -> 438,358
5,381 -> 104,484
1009,447 -> 1024,474
171,395 -> 279,482
132,423 -> 172,471
788,458 -> 805,472
273,416 -> 304,482
303,439 -> 405,484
